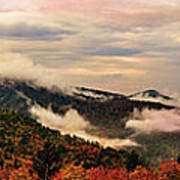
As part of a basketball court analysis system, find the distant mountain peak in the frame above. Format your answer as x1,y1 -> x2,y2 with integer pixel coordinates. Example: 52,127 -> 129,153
128,89 -> 173,101
0,79 -> 175,131
73,86 -> 127,101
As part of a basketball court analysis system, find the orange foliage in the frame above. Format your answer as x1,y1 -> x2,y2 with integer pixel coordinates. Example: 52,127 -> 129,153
129,166 -> 156,180
8,166 -> 39,180
0,166 -> 39,180
0,158 -> 39,180
53,163 -> 88,180
87,167 -> 128,180
158,160 -> 180,180
52,161 -> 180,180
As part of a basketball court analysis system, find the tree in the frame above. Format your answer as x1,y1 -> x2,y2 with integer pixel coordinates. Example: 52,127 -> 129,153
33,136 -> 66,180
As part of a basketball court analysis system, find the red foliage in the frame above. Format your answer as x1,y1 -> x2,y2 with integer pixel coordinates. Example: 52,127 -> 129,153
158,160 -> 180,180
129,166 -> 156,180
87,167 -> 128,180
0,158 -> 39,180
0,166 -> 39,180
52,160 -> 180,180
8,166 -> 39,180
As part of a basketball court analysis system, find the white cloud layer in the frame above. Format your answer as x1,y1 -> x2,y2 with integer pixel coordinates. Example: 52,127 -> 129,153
126,109 -> 180,133
0,46 -> 67,88
30,105 -> 138,148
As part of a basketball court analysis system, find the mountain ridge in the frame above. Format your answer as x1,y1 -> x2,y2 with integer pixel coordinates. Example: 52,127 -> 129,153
128,89 -> 173,101
0,78 -> 175,130
0,78 -> 179,167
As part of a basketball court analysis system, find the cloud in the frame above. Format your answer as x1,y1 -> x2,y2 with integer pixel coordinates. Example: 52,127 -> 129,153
40,0 -> 180,28
31,106 -> 90,133
30,105 -> 138,148
0,0 -> 45,12
0,0 -> 180,94
58,67 -> 146,77
0,46 -> 67,88
126,109 -> 180,133
0,23 -> 75,40
0,8 -> 23,13
85,47 -> 141,56
0,41 -> 147,92
89,56 -> 147,63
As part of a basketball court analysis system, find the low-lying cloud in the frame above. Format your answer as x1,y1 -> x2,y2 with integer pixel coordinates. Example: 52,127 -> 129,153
30,105 -> 138,148
31,106 -> 90,133
0,48 -> 68,89
126,109 -> 180,133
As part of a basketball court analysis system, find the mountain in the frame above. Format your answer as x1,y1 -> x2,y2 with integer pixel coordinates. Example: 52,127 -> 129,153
0,79 -> 175,130
73,86 -> 127,101
128,89 -> 173,101
0,110 -> 149,179
0,78 -> 179,165
0,110 -> 179,179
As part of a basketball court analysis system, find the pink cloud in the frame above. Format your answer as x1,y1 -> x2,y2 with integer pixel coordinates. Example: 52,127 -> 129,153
0,8 -> 23,13
39,0 -> 106,15
0,0 -> 44,12
2,0 -> 179,27
39,0 -> 180,27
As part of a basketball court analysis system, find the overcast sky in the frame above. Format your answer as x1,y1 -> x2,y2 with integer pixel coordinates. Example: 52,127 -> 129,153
0,0 -> 180,94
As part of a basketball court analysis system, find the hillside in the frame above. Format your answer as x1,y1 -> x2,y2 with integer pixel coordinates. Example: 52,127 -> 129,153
0,79 -> 179,163
0,110 -> 147,178
0,79 -> 175,129
0,110 -> 179,179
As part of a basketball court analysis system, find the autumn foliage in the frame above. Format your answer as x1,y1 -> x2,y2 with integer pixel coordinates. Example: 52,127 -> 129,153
0,110 -> 179,179
53,160 -> 180,180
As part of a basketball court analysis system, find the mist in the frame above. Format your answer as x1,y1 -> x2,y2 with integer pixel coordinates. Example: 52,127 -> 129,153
0,48 -> 68,89
30,106 -> 90,134
126,109 -> 180,133
30,105 -> 138,148
1,46 -> 180,149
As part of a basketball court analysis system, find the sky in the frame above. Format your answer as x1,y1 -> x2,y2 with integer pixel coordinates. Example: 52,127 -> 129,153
0,0 -> 180,94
